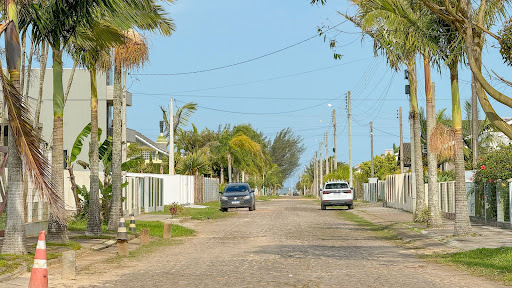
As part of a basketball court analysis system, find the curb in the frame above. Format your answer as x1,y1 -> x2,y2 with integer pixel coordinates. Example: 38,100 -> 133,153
0,263 -> 27,283
90,240 -> 117,251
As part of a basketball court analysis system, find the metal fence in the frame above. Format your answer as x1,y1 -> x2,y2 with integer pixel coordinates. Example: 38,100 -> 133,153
362,173 -> 512,226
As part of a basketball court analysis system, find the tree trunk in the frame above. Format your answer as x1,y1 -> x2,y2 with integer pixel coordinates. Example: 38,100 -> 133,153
108,60 -> 123,231
471,74 -> 479,169
63,62 -> 77,106
34,42 -> 48,127
20,32 -> 26,93
2,11 -> 26,254
87,68 -> 101,236
424,55 -> 442,227
465,28 -> 512,138
47,48 -> 68,243
24,37 -> 35,97
408,57 -> 426,222
450,64 -> 472,235
227,153 -> 232,183
67,165 -> 80,210
220,163 -> 224,184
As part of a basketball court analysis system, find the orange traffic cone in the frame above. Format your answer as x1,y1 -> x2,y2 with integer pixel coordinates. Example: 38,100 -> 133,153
28,230 -> 48,288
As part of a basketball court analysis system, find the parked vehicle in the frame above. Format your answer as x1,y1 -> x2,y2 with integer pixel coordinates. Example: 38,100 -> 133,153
220,183 -> 256,212
321,181 -> 353,210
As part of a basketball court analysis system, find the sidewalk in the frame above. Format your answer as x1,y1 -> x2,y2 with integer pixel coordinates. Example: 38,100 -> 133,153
1,231 -> 144,287
351,202 -> 512,252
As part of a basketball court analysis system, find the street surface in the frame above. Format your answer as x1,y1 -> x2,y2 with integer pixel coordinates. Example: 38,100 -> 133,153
61,198 -> 507,287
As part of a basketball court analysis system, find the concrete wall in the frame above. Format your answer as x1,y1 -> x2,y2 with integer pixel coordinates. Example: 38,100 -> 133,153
26,68 -> 108,172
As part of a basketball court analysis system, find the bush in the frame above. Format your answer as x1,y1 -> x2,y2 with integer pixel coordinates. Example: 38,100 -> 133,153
474,145 -> 512,184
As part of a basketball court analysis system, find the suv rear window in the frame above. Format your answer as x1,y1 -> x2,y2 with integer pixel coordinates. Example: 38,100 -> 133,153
225,185 -> 249,192
325,183 -> 349,189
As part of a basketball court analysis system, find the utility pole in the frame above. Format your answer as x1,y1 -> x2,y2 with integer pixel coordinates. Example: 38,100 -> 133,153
325,132 -> 329,175
314,153 -> 318,196
333,109 -> 337,170
347,91 -> 353,188
169,98 -> 174,175
399,107 -> 404,173
370,121 -> 374,178
319,150 -> 323,194
471,75 -> 479,169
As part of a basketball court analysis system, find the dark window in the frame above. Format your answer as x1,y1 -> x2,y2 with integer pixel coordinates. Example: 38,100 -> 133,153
325,183 -> 349,189
225,185 -> 249,192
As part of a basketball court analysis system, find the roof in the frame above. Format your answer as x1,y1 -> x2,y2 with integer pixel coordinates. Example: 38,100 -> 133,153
126,128 -> 169,156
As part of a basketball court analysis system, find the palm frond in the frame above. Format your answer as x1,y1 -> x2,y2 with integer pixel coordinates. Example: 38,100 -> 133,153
0,63 -> 65,222
173,102 -> 198,135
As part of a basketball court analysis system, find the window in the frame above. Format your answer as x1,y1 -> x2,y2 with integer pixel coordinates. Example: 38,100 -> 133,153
325,183 -> 349,189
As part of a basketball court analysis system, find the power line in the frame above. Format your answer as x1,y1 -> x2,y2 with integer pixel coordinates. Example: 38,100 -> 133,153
131,22 -> 345,76
173,94 -> 345,115
131,57 -> 373,95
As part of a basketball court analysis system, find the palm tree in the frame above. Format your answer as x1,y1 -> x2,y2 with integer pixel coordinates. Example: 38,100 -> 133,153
1,0 -> 63,254
344,0 -> 427,221
19,0 -> 114,242
421,0 -> 512,139
161,102 -> 198,143
2,0 -> 26,254
109,30 -> 149,230
69,22 -> 126,236
107,0 -> 175,230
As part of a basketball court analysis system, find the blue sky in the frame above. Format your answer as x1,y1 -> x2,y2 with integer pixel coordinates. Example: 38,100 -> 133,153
121,0 -> 512,187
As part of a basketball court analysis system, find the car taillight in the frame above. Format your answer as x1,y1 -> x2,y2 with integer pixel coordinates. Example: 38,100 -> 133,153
322,191 -> 329,194
344,190 -> 352,193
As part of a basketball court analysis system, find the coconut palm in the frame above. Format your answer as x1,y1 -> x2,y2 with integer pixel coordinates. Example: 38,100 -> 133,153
69,22 -> 126,236
161,102 -> 198,143
344,0 -> 428,221
421,0 -> 512,139
109,5 -> 175,229
18,0 -> 116,243
1,0 -> 63,254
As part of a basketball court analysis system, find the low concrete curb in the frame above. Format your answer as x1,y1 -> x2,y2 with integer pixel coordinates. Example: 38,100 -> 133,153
90,240 -> 117,251
0,263 -> 27,283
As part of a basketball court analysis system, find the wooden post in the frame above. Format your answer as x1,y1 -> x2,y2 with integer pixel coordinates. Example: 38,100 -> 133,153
117,240 -> 129,256
62,250 -> 76,279
140,228 -> 150,245
163,222 -> 172,239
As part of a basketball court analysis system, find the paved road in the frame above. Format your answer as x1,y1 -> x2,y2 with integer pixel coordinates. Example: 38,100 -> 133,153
75,198 -> 503,288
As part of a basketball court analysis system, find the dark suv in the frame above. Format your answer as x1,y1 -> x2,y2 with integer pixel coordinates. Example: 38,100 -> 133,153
220,183 -> 255,212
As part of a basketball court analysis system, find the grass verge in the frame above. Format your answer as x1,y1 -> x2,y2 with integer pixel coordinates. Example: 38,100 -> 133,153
68,218 -> 109,233
424,247 -> 512,285
338,211 -> 399,241
136,221 -> 195,238
257,195 -> 280,201
0,243 -> 77,276
149,201 -> 231,220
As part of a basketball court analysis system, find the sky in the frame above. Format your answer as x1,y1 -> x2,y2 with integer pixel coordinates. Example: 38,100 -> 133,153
117,0 -> 512,187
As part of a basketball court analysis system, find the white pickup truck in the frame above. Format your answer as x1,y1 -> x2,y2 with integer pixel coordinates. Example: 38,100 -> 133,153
321,180 -> 354,210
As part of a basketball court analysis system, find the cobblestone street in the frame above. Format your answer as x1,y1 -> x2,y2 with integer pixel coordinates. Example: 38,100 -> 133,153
7,198 -> 505,288
58,198 -> 501,288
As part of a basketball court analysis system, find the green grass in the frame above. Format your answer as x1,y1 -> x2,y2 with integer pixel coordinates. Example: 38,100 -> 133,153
149,201 -> 231,220
136,221 -> 195,238
338,211 -> 399,241
425,247 -> 512,284
303,195 -> 317,199
257,195 -> 280,201
0,245 -> 77,276
68,218 -> 109,233
0,254 -> 33,275
70,234 -> 115,240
